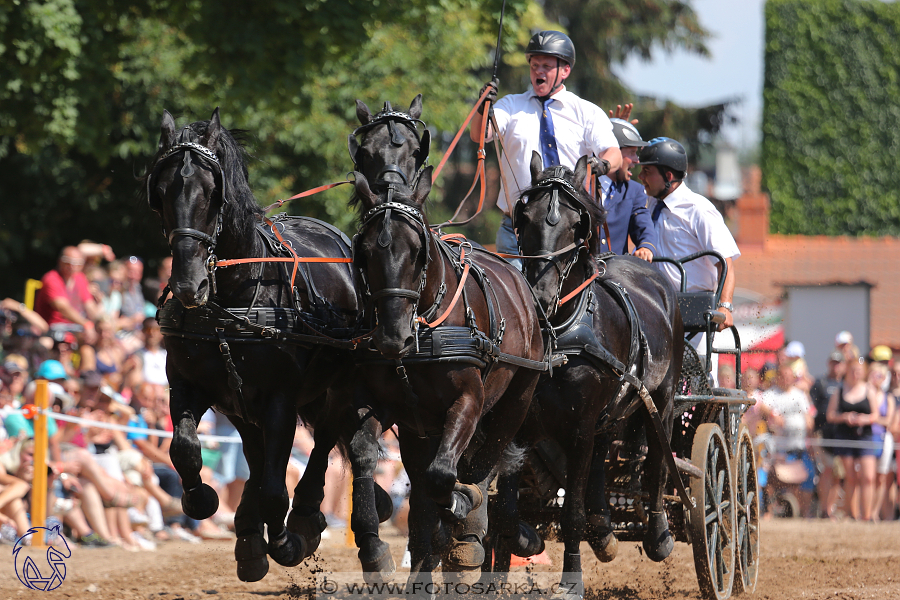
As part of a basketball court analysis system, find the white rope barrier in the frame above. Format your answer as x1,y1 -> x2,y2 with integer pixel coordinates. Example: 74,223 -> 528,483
4,407 -> 243,444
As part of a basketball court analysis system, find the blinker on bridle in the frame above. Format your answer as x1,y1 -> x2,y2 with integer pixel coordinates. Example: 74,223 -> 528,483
149,141 -> 228,253
349,102 -> 428,188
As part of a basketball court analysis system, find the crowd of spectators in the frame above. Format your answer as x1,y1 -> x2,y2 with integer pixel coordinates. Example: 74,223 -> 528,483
737,331 -> 900,522
0,243 -> 410,551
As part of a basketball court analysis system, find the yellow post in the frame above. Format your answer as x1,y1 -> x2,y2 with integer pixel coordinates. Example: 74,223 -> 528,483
24,279 -> 43,310
31,379 -> 49,548
345,477 -> 354,548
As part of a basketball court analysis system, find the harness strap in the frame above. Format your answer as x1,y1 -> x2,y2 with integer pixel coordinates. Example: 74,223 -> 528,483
394,360 -> 428,438
416,245 -> 470,328
635,382 -> 695,508
558,263 -> 599,307
215,327 -> 250,422
262,180 -> 352,213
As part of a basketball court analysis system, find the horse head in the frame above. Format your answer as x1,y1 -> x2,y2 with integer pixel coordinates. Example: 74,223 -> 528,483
349,95 -> 430,189
515,152 -> 603,318
352,167 -> 433,358
146,108 -> 258,308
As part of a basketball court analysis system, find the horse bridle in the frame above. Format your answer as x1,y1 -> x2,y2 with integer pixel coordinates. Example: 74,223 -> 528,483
355,200 -> 434,331
148,141 -> 229,290
350,102 -> 429,188
516,169 -> 592,309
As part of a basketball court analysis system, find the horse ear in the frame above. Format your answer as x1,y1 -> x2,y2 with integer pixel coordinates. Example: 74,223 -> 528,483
348,134 -> 360,166
356,100 -> 373,124
412,166 -> 433,208
530,151 -> 543,184
414,129 -> 431,170
159,110 -> 176,152
408,94 -> 423,120
201,107 -> 221,151
353,171 -> 378,210
574,155 -> 589,190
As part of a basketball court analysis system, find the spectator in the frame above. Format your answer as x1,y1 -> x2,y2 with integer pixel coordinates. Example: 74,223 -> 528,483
1,354 -> 30,407
869,362 -> 896,521
835,330 -> 854,361
759,363 -> 815,516
136,317 -> 167,392
809,351 -> 846,519
784,341 -> 812,392
827,356 -> 879,521
33,246 -> 101,346
93,316 -> 128,390
1,298 -> 49,336
119,256 -> 146,331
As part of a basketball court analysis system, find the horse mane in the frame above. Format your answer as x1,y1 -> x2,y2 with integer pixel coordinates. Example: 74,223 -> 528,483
519,165 -> 607,256
140,117 -> 264,234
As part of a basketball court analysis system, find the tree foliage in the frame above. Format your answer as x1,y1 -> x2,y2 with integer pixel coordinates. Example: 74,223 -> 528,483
763,0 -> 900,235
0,0 -> 717,298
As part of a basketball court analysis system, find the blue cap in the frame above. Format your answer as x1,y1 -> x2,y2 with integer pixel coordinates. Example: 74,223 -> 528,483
35,360 -> 68,381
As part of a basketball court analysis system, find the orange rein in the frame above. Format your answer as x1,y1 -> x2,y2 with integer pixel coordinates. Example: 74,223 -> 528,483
415,234 -> 472,329
213,218 -> 352,291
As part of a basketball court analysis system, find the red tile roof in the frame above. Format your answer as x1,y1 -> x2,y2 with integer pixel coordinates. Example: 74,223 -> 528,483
737,234 -> 900,347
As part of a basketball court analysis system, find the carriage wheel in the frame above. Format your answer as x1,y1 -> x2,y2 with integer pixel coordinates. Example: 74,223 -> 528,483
689,423 -> 736,600
732,425 -> 759,595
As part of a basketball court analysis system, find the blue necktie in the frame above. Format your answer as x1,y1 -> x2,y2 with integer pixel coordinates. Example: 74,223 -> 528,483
539,98 -> 560,167
651,200 -> 666,224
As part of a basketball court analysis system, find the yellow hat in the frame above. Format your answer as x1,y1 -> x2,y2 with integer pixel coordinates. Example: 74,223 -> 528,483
870,345 -> 893,362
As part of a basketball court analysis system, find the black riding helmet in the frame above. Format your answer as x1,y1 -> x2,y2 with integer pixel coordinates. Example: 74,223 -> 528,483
525,31 -> 576,67
610,118 -> 648,148
638,137 -> 687,173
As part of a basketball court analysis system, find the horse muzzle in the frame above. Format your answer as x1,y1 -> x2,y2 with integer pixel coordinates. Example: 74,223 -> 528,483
372,327 -> 416,360
171,277 -> 210,308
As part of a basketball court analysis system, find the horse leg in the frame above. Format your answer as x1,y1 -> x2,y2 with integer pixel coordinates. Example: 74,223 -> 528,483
641,387 -> 675,562
168,378 -> 218,520
286,422 -> 334,555
349,411 -> 396,584
584,434 -> 617,562
227,419 -> 269,582
551,422 -> 597,600
423,389 -> 484,522
400,433 -> 441,600
255,394 -> 310,568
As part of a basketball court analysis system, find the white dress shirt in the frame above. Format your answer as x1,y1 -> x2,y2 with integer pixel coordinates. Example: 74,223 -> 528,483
650,183 -> 740,293
490,87 -> 617,214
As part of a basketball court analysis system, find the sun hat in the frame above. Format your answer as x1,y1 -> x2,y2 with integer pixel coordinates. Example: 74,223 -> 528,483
784,340 -> 805,359
35,360 -> 68,381
869,345 -> 893,362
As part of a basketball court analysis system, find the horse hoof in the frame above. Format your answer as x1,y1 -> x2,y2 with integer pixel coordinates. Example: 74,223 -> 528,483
642,510 -> 674,562
286,508 -> 327,555
441,483 -> 483,522
589,531 -> 618,563
586,514 -> 618,563
235,533 -> 269,582
182,483 -> 219,520
505,521 -> 545,558
360,540 -> 396,584
375,484 -> 393,523
443,538 -> 485,571
268,529 -> 308,567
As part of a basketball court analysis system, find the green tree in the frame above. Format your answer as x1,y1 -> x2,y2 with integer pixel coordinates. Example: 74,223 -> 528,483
763,0 -> 900,235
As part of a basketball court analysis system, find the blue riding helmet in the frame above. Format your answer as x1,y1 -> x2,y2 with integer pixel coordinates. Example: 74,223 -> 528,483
639,137 -> 688,173
35,359 -> 67,381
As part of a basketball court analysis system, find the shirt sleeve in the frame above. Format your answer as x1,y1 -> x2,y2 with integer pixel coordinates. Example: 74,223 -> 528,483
693,203 -> 741,261
628,184 -> 658,252
585,105 -> 617,156
491,94 -> 513,138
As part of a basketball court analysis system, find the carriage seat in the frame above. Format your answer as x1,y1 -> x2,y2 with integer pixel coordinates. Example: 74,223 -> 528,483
677,291 -> 725,334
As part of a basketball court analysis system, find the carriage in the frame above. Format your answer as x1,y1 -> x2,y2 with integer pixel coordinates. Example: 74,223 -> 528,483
503,251 -> 759,600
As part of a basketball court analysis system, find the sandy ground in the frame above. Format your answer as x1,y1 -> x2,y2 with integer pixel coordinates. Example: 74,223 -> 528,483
3,519 -> 899,600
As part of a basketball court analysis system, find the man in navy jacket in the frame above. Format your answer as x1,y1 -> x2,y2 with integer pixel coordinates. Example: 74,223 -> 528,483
598,119 -> 658,261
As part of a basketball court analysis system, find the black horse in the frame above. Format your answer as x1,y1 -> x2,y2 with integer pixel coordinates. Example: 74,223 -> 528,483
494,153 -> 684,598
344,146 -> 547,591
144,108 -> 384,582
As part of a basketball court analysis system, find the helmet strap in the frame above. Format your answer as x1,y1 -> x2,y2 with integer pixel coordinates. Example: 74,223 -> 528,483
537,58 -> 566,103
